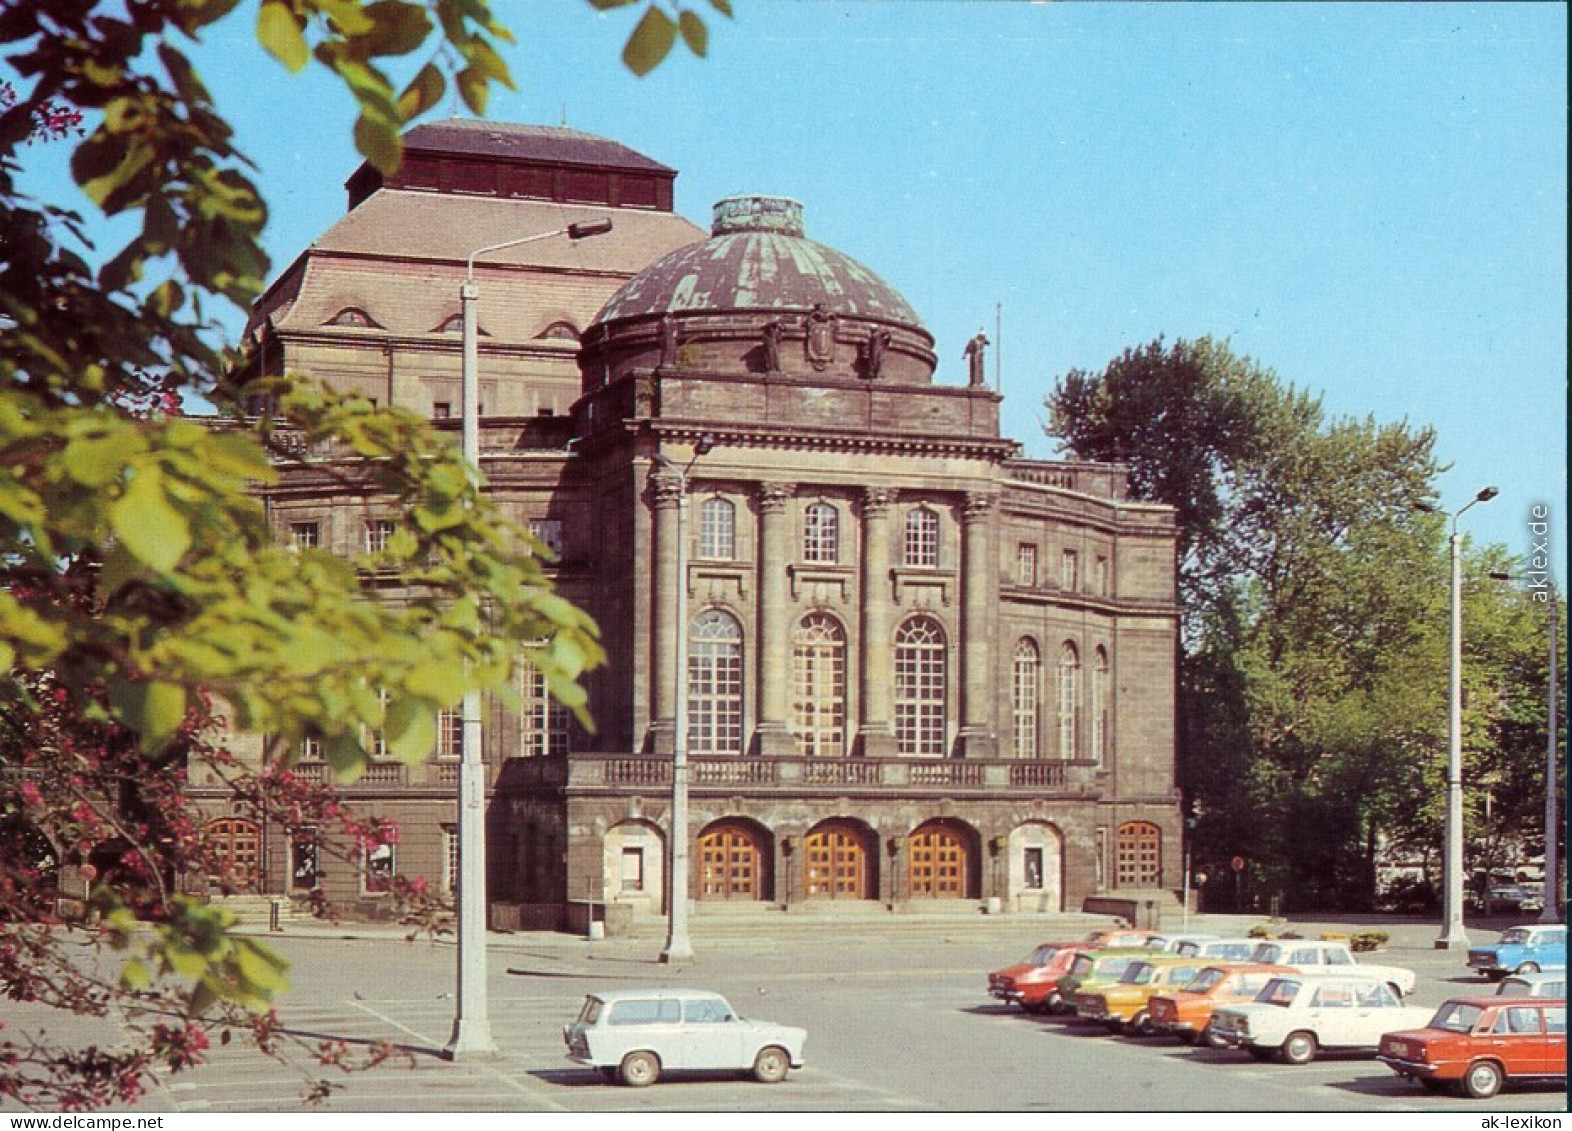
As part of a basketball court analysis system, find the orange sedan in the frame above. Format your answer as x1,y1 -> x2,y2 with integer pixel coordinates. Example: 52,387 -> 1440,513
1147,963 -> 1293,1046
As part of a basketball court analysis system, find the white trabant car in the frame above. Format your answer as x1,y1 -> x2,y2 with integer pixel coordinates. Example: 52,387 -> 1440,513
1208,970 -> 1433,1064
1248,939 -> 1417,996
563,988 -> 806,1087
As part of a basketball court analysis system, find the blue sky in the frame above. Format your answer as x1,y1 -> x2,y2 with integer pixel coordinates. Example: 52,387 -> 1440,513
14,1 -> 1568,576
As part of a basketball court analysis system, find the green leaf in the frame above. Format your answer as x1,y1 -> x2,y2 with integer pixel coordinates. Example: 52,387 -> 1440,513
622,6 -> 677,77
110,679 -> 188,752
586,0 -> 640,8
120,957 -> 154,991
257,1 -> 310,72
707,0 -> 734,17
357,0 -> 433,57
63,426 -> 145,487
397,62 -> 446,120
234,939 -> 291,997
455,64 -> 489,115
678,10 -> 708,57
110,463 -> 192,572
354,113 -> 404,175
404,658 -> 470,704
383,695 -> 436,764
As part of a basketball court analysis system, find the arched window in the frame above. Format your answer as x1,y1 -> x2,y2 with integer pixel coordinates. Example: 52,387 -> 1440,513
536,320 -> 580,341
1057,642 -> 1080,759
1012,638 -> 1041,760
1091,647 -> 1110,765
688,609 -> 743,754
1116,821 -> 1162,888
895,616 -> 947,757
904,506 -> 939,567
803,502 -> 839,564
327,307 -> 381,329
792,613 -> 846,756
698,497 -> 735,560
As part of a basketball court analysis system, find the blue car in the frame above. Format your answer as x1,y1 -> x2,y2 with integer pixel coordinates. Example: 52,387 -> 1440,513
1466,924 -> 1567,981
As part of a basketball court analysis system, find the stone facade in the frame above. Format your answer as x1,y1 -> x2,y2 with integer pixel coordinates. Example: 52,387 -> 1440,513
208,120 -> 1182,929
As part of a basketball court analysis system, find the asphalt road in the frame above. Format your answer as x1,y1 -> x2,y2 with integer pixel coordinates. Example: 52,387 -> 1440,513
71,913 -> 1562,1114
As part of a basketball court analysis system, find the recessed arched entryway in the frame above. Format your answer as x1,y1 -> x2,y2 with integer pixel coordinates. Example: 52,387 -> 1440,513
205,818 -> 261,891
802,819 -> 876,901
907,818 -> 979,899
696,818 -> 772,901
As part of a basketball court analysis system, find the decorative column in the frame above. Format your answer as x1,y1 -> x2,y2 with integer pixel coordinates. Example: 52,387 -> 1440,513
648,468 -> 684,756
858,487 -> 898,758
755,482 -> 797,757
958,491 -> 999,759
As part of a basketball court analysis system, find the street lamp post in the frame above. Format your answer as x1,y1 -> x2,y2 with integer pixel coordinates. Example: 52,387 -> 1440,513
446,218 -> 612,1059
653,435 -> 715,964
1426,486 -> 1498,950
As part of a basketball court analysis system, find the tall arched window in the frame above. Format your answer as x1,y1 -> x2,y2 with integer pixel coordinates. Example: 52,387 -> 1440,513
895,616 -> 947,757
1091,647 -> 1110,765
1057,642 -> 1080,759
904,506 -> 939,567
803,502 -> 839,563
792,613 -> 846,756
1012,638 -> 1041,760
688,609 -> 743,754
698,497 -> 735,560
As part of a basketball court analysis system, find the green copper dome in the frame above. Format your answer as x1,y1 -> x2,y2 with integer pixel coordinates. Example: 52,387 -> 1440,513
592,195 -> 924,328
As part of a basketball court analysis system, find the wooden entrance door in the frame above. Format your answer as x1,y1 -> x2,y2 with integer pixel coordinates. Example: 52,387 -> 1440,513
909,823 -> 970,897
698,822 -> 765,900
208,818 -> 261,891
804,822 -> 870,899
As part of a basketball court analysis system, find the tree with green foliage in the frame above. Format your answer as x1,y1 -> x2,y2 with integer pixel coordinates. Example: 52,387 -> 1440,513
1048,336 -> 1560,912
0,0 -> 731,1109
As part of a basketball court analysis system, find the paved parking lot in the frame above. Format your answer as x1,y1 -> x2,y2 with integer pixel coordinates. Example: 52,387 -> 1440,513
10,912 -> 1568,1112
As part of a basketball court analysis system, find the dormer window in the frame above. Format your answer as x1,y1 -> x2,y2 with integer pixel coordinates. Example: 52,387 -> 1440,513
327,307 -> 381,329
537,321 -> 580,341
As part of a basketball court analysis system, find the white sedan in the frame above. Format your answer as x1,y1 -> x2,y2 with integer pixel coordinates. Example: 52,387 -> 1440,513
1208,971 -> 1433,1064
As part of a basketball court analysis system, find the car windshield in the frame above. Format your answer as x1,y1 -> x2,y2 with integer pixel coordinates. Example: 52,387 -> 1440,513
1500,928 -> 1532,944
1070,955 -> 1095,977
1252,943 -> 1283,964
1120,962 -> 1157,985
1430,1002 -> 1485,1033
1027,945 -> 1059,965
1185,967 -> 1227,993
1098,957 -> 1136,978
1257,978 -> 1301,1007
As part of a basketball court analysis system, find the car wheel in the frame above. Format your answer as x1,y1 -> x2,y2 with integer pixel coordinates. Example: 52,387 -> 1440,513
619,1050 -> 660,1088
1516,962 -> 1541,975
1280,1031 -> 1318,1065
1204,1028 -> 1232,1050
1246,1045 -> 1276,1062
1129,1010 -> 1154,1037
1463,1060 -> 1504,1100
751,1045 -> 790,1084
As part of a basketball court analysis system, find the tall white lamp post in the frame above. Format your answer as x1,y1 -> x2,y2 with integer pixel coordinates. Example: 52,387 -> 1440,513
652,435 -> 715,964
447,218 -> 612,1058
1422,486 -> 1498,950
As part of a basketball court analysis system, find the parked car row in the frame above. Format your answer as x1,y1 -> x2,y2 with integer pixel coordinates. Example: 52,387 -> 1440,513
985,924 -> 1568,1100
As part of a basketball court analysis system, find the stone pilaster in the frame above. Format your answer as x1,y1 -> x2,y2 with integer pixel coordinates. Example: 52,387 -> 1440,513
857,486 -> 898,758
754,482 -> 797,757
648,468 -> 684,756
957,491 -> 999,759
